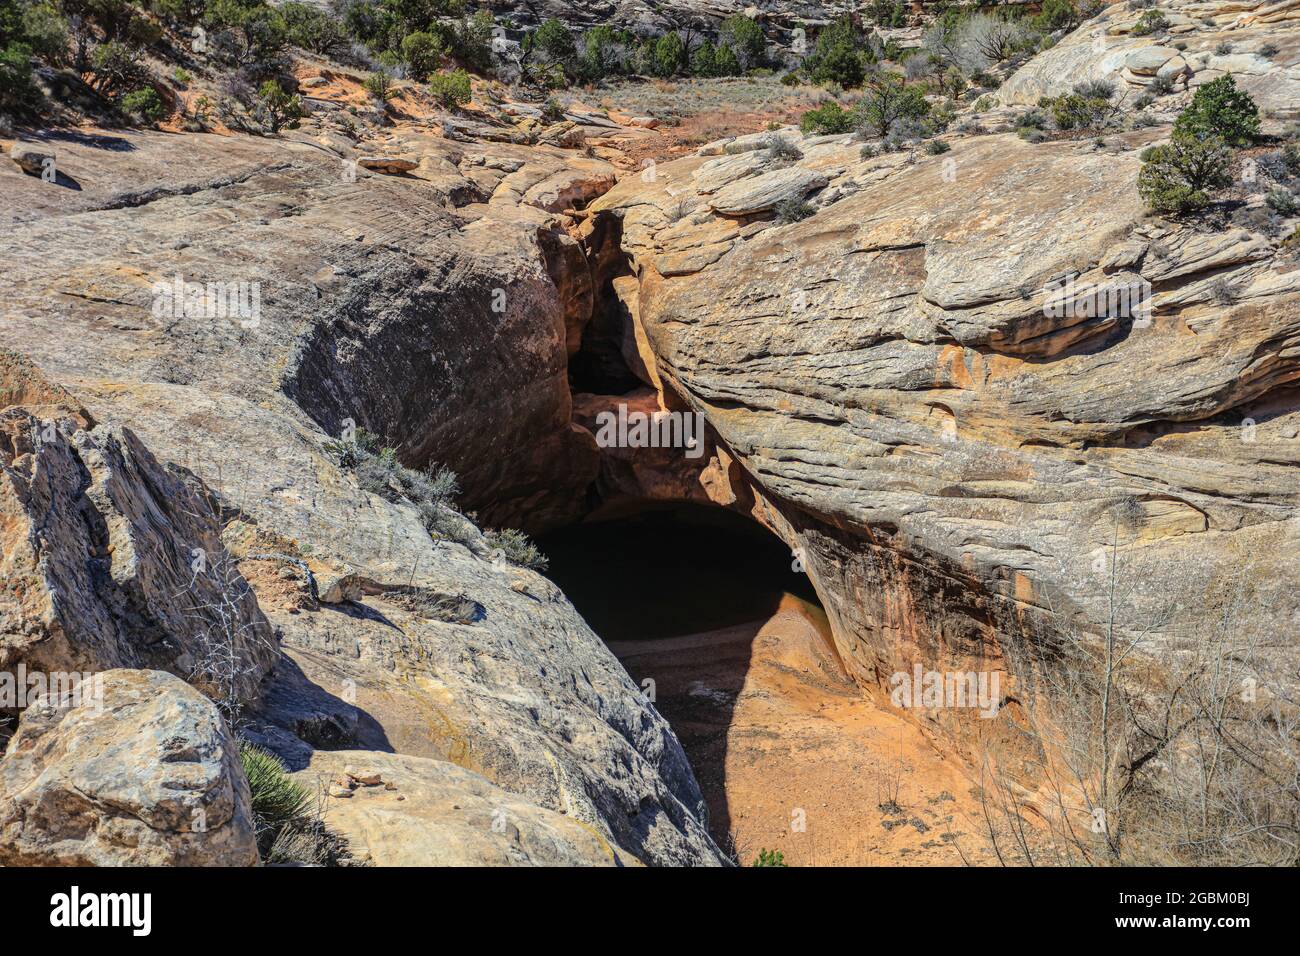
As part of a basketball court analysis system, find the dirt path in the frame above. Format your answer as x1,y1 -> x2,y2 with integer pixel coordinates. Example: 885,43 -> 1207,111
610,595 -> 1004,866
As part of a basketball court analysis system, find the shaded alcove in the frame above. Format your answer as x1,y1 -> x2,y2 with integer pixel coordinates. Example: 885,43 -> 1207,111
538,502 -> 820,643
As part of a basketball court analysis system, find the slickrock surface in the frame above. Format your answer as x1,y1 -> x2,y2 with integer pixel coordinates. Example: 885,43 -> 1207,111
591,115 -> 1300,759
0,669 -> 257,866
0,121 -> 723,866
294,750 -> 639,866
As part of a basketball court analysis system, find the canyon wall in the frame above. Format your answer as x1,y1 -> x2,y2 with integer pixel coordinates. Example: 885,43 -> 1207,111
588,90 -> 1300,758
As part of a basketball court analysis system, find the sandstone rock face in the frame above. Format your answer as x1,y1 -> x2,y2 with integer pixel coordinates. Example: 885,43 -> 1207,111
708,164 -> 829,216
0,360 -> 278,706
999,3 -> 1300,114
591,123 -> 1300,757
0,126 -> 723,866
294,751 -> 639,866
0,669 -> 257,866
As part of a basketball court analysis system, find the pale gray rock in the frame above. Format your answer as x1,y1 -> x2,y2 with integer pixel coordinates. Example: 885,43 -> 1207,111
0,669 -> 257,866
707,164 -> 828,215
294,751 -> 640,866
8,142 -> 53,176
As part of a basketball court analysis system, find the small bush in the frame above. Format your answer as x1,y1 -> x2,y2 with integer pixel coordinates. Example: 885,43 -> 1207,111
775,197 -> 816,223
753,848 -> 788,866
1015,108 -> 1047,130
484,528 -> 548,571
1173,74 -> 1260,146
1131,9 -> 1169,36
799,101 -> 854,135
121,87 -> 165,125
1281,143 -> 1300,176
854,71 -> 929,138
429,68 -> 470,108
1043,91 -> 1114,131
1266,188 -> 1299,216
257,79 -> 303,132
241,741 -> 310,852
762,133 -> 803,163
363,70 -> 396,102
924,138 -> 950,155
1138,131 -> 1232,214
401,31 -> 446,80
859,142 -> 879,160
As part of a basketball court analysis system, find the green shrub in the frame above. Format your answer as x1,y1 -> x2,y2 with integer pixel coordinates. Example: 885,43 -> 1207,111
531,17 -> 576,64
762,132 -> 802,162
1266,188 -> 1299,216
578,25 -> 627,81
1282,143 -> 1300,176
541,95 -> 565,122
652,30 -> 684,77
429,67 -> 470,107
713,42 -> 740,77
401,30 -> 446,79
1173,74 -> 1260,146
854,71 -> 929,138
924,138 -> 950,154
1131,9 -> 1169,36
281,2 -> 348,56
89,40 -> 147,96
204,0 -> 289,71
484,527 -> 548,571
1015,108 -> 1047,130
1042,91 -> 1113,131
868,0 -> 907,28
453,8 -> 494,74
1033,0 -> 1081,32
753,848 -> 788,866
799,100 -> 854,135
1138,131 -> 1232,214
121,86 -> 164,124
363,69 -> 396,102
0,42 -> 40,116
719,12 -> 764,70
257,78 -> 303,132
172,67 -> 192,85
804,15 -> 869,88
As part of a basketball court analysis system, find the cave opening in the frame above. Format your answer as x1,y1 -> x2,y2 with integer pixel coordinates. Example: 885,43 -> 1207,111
539,503 -> 853,860
539,502 -> 820,642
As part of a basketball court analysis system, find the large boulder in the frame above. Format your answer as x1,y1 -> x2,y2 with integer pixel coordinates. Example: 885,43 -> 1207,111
0,669 -> 257,866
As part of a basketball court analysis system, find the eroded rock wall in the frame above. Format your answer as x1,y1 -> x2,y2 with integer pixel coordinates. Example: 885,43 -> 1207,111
590,119 -> 1300,755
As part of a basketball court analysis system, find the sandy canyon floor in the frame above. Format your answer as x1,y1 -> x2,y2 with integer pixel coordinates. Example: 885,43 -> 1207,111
609,595 -> 1005,866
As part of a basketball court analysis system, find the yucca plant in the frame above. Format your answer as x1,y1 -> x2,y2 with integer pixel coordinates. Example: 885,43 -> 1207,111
239,741 -> 310,854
